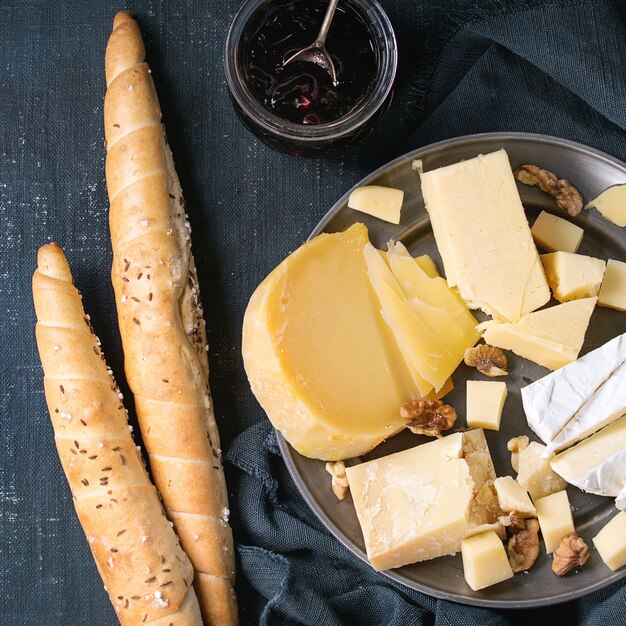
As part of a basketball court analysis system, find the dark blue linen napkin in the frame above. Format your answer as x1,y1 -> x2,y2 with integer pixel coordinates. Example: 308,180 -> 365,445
227,1 -> 626,624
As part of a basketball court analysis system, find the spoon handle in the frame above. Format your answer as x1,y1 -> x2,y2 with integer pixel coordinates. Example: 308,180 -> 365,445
315,0 -> 340,45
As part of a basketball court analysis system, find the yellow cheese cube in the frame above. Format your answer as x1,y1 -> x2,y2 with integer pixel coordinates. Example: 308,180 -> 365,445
466,380 -> 507,430
535,490 -> 575,553
586,184 -> 626,227
516,442 -> 567,501
593,511 -> 626,571
531,211 -> 584,253
478,297 -> 596,371
598,259 -> 626,311
541,252 -> 606,302
493,476 -> 536,516
346,429 -> 498,571
347,185 -> 404,224
461,530 -> 514,591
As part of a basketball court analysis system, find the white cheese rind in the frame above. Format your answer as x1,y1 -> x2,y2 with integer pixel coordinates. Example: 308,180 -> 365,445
546,359 -> 626,455
550,416 -> 626,500
521,331 -> 626,445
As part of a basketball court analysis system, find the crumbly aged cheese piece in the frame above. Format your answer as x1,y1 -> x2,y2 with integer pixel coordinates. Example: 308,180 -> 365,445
550,415 -> 626,500
546,360 -> 626,455
586,184 -> 626,227
348,185 -> 404,224
593,511 -> 626,571
345,429 -> 498,571
534,490 -> 575,553
419,149 -> 550,322
531,211 -> 584,253
494,476 -> 536,517
541,252 -> 606,302
461,530 -> 514,591
598,259 -> 626,311
521,332 -> 626,445
516,442 -> 567,500
242,223 -> 416,461
466,381 -> 507,430
478,297 -> 596,371
365,243 -> 475,393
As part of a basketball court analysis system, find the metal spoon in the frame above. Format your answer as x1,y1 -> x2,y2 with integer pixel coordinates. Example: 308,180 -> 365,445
282,0 -> 340,85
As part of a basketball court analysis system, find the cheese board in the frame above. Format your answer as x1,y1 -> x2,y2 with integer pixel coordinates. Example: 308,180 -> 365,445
274,132 -> 626,608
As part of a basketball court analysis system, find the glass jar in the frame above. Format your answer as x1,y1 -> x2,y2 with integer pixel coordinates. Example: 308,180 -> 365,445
224,0 -> 398,157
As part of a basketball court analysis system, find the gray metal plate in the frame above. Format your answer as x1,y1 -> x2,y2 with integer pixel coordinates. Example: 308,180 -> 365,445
276,132 -> 626,608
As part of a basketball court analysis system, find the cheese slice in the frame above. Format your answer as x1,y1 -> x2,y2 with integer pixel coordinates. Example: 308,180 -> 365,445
345,429 -> 498,571
531,211 -> 584,254
534,490 -> 575,553
598,259 -> 626,311
242,223 -> 417,461
387,241 -> 481,341
586,184 -> 626,227
419,149 -> 550,322
521,332 -> 626,445
415,254 -> 439,279
546,359 -> 626,455
541,252 -> 606,302
364,243 -> 460,392
478,297 -> 596,371
461,530 -> 513,591
550,415 -> 626,499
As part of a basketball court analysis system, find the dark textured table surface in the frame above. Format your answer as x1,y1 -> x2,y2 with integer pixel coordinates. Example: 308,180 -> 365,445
2,1 -> 625,625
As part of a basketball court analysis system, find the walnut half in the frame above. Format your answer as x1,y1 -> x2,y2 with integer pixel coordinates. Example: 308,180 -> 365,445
400,400 -> 457,437
325,461 -> 349,501
464,345 -> 508,377
513,164 -> 583,217
507,518 -> 540,573
552,532 -> 589,576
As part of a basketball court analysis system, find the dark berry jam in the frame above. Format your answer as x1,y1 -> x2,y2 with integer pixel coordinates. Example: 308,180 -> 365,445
241,0 -> 378,125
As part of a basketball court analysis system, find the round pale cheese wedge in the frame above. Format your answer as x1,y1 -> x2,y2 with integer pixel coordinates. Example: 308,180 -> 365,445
242,223 -> 416,460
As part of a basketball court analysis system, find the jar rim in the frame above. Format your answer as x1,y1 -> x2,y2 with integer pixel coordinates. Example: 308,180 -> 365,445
224,0 -> 398,142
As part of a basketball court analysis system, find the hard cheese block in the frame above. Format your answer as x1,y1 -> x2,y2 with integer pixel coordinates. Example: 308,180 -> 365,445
419,149 -> 550,322
494,476 -> 536,517
550,415 -> 626,500
534,490 -> 575,553
242,223 -> 416,461
593,511 -> 626,570
348,185 -> 404,224
346,429 -> 498,571
461,530 -> 513,591
466,380 -> 507,430
598,259 -> 626,311
478,297 -> 596,370
531,211 -> 584,254
521,332 -> 626,445
586,184 -> 626,227
541,252 -> 606,302
546,359 -> 626,455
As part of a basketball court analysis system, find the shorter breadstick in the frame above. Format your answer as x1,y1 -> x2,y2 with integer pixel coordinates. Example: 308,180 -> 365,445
32,243 -> 202,626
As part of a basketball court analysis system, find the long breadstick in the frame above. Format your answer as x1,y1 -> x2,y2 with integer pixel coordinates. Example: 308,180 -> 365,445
32,242 -> 203,625
103,11 -> 238,625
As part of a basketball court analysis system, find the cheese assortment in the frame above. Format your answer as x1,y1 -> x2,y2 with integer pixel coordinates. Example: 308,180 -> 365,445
477,297 -> 597,370
418,149 -> 550,322
242,147 -> 626,590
